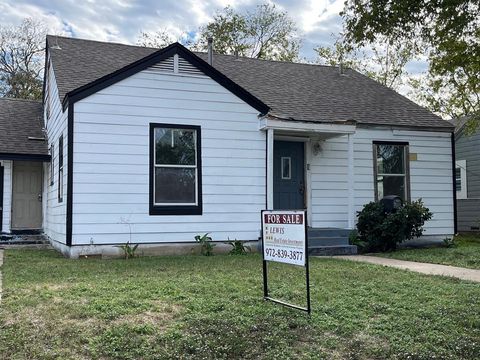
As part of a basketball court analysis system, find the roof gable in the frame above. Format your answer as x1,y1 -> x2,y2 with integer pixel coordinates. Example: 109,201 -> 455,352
47,37 -> 269,114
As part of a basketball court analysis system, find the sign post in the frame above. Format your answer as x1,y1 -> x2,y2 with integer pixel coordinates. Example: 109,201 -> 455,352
261,210 -> 311,314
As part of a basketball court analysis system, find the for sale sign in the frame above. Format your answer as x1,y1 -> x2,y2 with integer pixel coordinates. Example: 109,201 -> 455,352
262,210 -> 307,267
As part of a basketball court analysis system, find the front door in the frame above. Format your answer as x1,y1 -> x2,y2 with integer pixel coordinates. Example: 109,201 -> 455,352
11,161 -> 43,230
273,140 -> 305,209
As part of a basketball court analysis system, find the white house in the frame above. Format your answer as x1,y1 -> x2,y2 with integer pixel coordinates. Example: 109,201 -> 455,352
0,35 -> 456,258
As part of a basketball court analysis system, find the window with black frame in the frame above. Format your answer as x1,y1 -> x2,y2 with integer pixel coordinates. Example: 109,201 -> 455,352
58,135 -> 63,202
150,123 -> 202,215
374,142 -> 409,202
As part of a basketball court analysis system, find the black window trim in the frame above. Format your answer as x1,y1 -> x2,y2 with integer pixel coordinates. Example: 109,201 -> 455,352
58,135 -> 64,203
50,144 -> 54,186
372,141 -> 411,202
149,122 -> 202,215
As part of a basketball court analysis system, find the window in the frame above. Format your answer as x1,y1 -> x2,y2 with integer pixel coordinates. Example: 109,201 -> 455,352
149,123 -> 202,215
281,157 -> 291,179
373,142 -> 410,201
50,144 -> 54,186
456,160 -> 467,199
58,135 -> 63,202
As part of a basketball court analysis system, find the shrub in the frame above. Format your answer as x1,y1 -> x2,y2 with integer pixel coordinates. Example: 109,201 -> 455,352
195,233 -> 215,256
225,238 -> 251,255
348,229 -> 367,252
356,199 -> 432,252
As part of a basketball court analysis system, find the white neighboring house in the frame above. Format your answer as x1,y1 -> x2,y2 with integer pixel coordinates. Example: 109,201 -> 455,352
0,35 -> 456,258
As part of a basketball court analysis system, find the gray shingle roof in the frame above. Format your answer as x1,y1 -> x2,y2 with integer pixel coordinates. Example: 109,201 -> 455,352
47,35 -> 453,130
0,98 -> 48,156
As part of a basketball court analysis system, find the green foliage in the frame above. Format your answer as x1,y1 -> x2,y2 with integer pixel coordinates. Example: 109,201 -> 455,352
315,35 -> 415,90
115,242 -> 139,259
225,238 -> 251,255
194,233 -> 215,256
341,0 -> 480,132
356,199 -> 433,252
443,237 -> 457,248
348,229 -> 368,252
0,18 -> 46,100
198,3 -> 301,61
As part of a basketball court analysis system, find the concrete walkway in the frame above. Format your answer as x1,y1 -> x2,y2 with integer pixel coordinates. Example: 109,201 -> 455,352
0,249 -> 3,302
334,255 -> 480,283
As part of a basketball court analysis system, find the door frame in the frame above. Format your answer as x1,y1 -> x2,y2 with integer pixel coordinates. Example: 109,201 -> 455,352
274,135 -> 311,225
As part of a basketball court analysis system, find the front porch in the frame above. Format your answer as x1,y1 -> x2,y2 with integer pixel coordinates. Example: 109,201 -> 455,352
260,118 -> 356,229
260,117 -> 358,255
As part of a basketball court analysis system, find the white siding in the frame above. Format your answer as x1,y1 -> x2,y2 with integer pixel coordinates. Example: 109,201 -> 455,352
1,160 -> 13,233
72,58 -> 265,245
43,56 -> 67,244
309,127 -> 454,235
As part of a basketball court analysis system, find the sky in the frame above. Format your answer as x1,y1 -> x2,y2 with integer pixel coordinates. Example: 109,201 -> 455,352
0,0 -> 349,61
0,0 -> 428,96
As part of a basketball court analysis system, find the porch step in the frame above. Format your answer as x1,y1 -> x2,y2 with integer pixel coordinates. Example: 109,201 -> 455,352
309,245 -> 358,256
0,234 -> 49,246
308,228 -> 352,238
309,236 -> 350,246
306,228 -> 355,255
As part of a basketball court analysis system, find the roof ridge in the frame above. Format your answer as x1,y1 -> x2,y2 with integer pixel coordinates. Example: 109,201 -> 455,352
46,34 -> 160,51
0,97 -> 42,104
47,34 -> 342,69
195,51 -> 341,69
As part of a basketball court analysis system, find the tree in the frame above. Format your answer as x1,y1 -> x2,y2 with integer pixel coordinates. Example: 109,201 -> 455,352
341,0 -> 480,131
0,18 -> 46,100
198,3 -> 301,61
315,36 -> 415,90
137,28 -> 177,48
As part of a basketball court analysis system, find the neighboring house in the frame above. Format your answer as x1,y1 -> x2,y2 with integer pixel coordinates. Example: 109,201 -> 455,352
0,35 -> 456,258
453,118 -> 480,232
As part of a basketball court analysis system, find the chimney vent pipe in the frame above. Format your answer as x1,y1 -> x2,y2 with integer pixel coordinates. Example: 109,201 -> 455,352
207,37 -> 213,65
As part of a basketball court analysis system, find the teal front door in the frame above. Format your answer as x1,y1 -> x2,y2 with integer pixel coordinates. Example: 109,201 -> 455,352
273,141 -> 305,209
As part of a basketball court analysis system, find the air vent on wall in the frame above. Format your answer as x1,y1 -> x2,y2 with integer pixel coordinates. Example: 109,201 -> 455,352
178,57 -> 205,76
147,56 -> 175,73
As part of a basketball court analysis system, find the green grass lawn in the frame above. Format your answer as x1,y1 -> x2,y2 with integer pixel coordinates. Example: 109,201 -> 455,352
375,235 -> 480,270
0,250 -> 479,359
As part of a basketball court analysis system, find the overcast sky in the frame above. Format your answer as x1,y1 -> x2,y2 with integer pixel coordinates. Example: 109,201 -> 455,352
0,0 -> 428,96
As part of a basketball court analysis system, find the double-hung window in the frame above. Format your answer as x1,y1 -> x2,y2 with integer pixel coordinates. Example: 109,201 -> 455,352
373,142 -> 410,202
58,135 -> 63,202
150,123 -> 202,215
456,160 -> 467,199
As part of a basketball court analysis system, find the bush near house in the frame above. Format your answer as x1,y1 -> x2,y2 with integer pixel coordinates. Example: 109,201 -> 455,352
354,199 -> 433,252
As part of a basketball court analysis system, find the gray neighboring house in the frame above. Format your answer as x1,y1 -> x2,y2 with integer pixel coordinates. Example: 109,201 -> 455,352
453,118 -> 480,232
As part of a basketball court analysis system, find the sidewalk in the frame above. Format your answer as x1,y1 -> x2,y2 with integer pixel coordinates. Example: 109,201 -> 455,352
334,255 -> 480,283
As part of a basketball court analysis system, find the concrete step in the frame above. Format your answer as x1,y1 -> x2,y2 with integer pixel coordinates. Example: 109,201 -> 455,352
308,236 -> 350,246
309,245 -> 358,256
308,228 -> 352,238
0,234 -> 49,245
